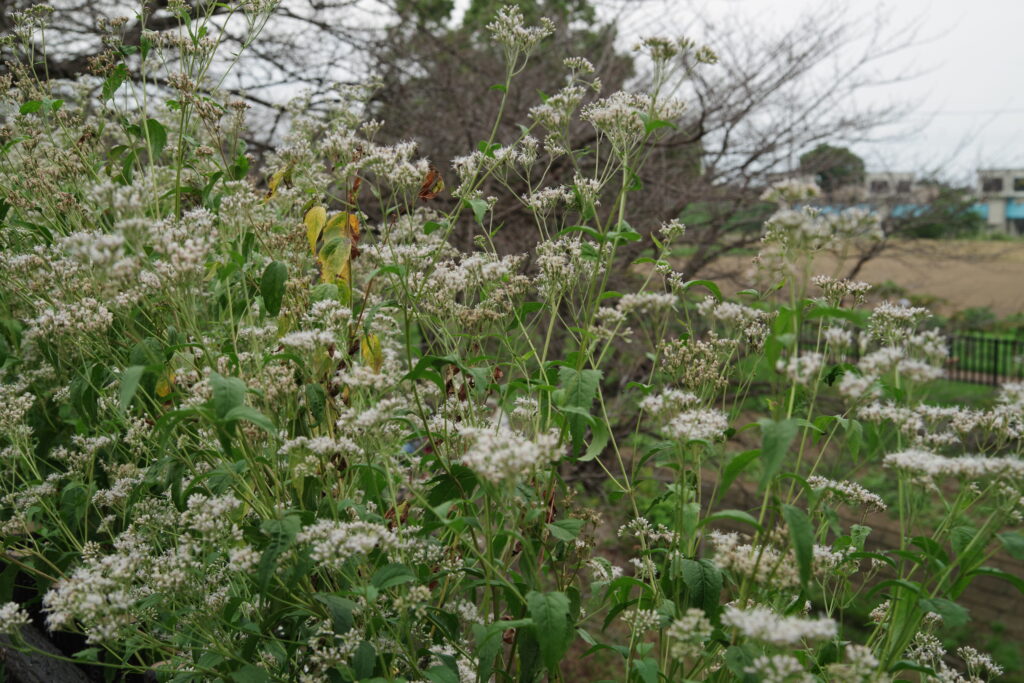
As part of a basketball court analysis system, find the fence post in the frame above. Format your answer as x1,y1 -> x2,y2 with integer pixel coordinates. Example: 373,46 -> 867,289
991,337 -> 999,386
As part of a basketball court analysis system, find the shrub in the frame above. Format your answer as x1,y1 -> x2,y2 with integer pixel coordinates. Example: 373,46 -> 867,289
0,4 -> 1021,682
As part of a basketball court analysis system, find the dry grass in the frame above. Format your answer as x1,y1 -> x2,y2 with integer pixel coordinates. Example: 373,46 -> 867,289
704,239 -> 1024,317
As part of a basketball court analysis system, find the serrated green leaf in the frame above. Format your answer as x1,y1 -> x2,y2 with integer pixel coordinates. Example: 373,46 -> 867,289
526,590 -> 572,672
547,518 -> 585,542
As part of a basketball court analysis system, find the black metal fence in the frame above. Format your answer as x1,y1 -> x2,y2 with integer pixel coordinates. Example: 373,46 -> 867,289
945,334 -> 1024,386
795,331 -> 1024,387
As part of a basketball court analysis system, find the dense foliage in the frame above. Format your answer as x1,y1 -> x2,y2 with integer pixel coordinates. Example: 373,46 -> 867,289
0,4 -> 1022,682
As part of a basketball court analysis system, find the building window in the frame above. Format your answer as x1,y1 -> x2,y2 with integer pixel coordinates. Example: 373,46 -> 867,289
870,180 -> 890,194
982,177 -> 1004,193
1014,178 -> 1024,192
896,180 -> 912,193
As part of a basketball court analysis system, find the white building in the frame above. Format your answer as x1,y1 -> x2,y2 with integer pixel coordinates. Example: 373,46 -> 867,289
976,169 -> 1024,235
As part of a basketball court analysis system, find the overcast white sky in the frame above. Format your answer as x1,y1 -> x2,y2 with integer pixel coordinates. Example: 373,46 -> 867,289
614,0 -> 1024,183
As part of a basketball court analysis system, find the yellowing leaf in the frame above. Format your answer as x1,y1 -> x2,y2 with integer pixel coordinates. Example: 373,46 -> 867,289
264,162 -> 293,202
155,370 -> 175,398
318,236 -> 352,284
361,334 -> 383,373
304,206 -> 327,255
325,211 -> 359,241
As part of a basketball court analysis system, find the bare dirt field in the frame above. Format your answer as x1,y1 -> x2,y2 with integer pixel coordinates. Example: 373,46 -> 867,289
705,239 -> 1024,317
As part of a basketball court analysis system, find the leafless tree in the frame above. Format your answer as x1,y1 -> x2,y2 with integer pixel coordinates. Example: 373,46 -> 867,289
3,0 -> 926,275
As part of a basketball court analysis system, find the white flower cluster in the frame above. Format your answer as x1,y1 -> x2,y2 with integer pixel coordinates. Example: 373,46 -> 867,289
807,476 -> 887,511
957,645 -> 1004,680
622,608 -> 661,633
638,389 -> 699,419
616,291 -> 677,316
529,85 -> 588,133
868,301 -> 932,343
757,207 -> 881,274
279,436 -> 363,459
182,493 -> 242,537
28,297 -> 113,342
664,408 -> 730,443
0,382 -> 34,436
776,352 -> 824,386
998,381 -> 1024,406
823,326 -> 855,350
486,5 -> 555,54
458,424 -> 560,484
0,601 -> 29,634
696,296 -> 773,347
617,516 -> 679,545
709,531 -> 799,588
666,608 -> 713,661
883,449 -> 1024,484
581,91 -> 685,153
812,275 -> 872,306
297,520 -> 399,570
411,252 -> 529,328
761,179 -> 822,205
722,605 -> 837,646
534,236 -> 602,299
745,654 -> 813,683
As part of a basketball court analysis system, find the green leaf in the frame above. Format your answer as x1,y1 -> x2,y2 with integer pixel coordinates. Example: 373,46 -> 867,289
547,518 -> 585,542
643,117 -> 677,135
352,640 -> 375,678
681,279 -> 722,300
967,567 -> 1024,596
371,563 -> 415,590
782,504 -> 814,590
72,647 -> 101,662
724,644 -> 758,683
578,417 -> 609,462
718,449 -> 759,501
231,665 -> 271,683
526,590 -> 572,672
59,482 -> 89,529
102,64 -> 128,101
557,367 -> 602,457
631,658 -> 659,683
304,383 -> 326,425
144,118 -> 167,159
259,261 -> 288,316
679,558 -> 723,620
997,531 -> 1024,560
256,514 -> 301,591
700,510 -> 762,532
19,100 -> 42,114
918,597 -> 969,628
223,405 -> 276,436
425,665 -> 459,683
467,198 -> 488,225
210,372 -> 246,419
313,593 -> 355,633
758,418 -> 799,488
119,365 -> 147,413
889,661 -> 936,676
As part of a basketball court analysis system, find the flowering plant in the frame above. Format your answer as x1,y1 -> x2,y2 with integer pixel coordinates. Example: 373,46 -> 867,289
0,4 -> 1020,682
